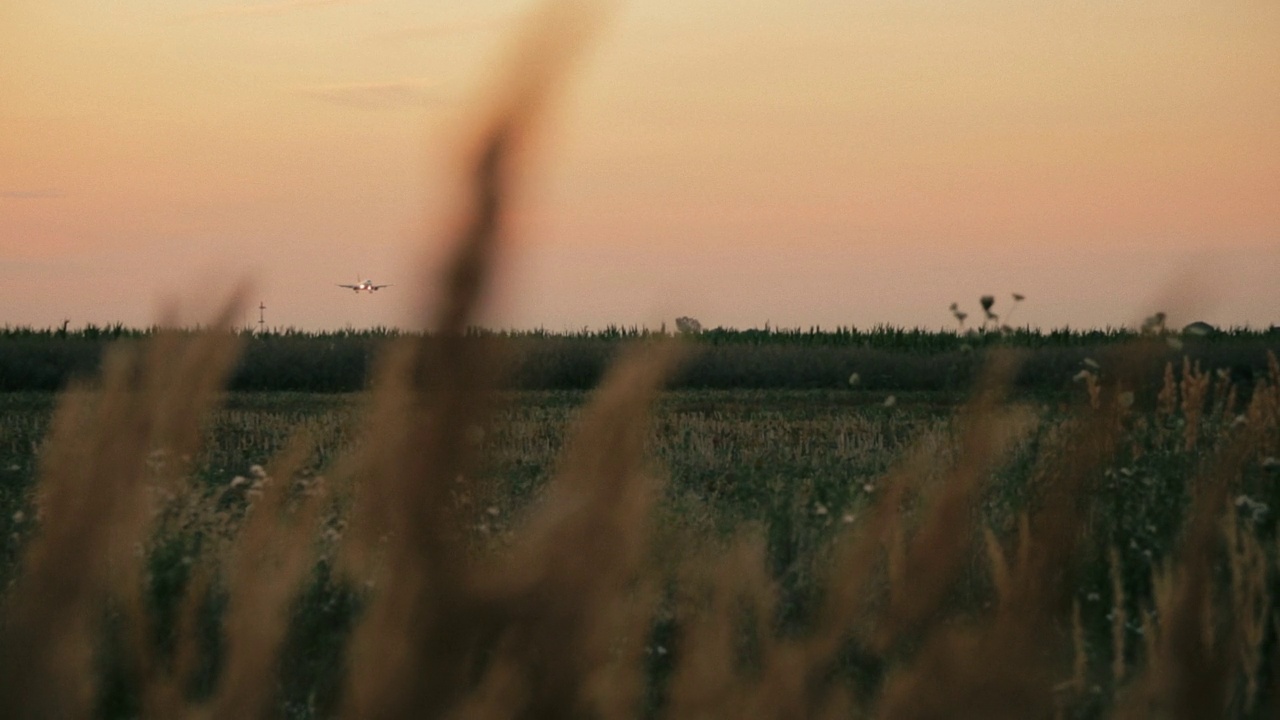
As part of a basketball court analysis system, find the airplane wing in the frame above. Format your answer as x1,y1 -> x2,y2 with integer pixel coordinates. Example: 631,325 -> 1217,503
372,284 -> 392,289
337,284 -> 359,289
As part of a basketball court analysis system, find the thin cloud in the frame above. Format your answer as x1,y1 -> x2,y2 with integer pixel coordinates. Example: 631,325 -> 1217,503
1,189 -> 65,200
299,79 -> 441,110
194,0 -> 368,19
366,15 -> 513,43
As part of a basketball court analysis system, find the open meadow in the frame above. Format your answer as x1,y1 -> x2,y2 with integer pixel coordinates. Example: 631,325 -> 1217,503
1,343 -> 1278,718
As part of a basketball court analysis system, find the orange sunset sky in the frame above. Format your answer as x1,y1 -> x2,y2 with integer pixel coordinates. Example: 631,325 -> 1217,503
2,0 -> 1277,332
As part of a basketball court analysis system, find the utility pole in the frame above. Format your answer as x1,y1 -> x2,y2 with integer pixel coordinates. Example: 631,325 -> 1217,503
258,302 -> 266,334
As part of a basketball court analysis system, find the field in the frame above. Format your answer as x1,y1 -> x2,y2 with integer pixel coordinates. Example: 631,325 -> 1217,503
0,387 -> 941,603
2,350 -> 1278,718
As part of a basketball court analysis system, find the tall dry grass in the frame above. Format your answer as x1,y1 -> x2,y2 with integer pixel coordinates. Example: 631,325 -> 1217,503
2,2 -> 1279,718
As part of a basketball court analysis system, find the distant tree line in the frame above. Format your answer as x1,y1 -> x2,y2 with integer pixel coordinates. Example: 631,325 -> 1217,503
0,323 -> 1276,395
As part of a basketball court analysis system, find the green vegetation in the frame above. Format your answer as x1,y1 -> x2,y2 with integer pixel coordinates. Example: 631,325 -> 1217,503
0,389 -> 936,589
2,323 -> 1276,394
1,351 -> 1278,717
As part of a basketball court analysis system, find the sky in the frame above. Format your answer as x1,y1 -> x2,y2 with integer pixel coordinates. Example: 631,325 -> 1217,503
2,0 -> 1277,332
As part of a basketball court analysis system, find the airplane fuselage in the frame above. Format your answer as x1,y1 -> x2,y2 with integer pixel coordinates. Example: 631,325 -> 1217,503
338,279 -> 390,293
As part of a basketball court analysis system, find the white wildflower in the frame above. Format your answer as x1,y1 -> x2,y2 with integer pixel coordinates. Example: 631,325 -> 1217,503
1234,494 -> 1269,521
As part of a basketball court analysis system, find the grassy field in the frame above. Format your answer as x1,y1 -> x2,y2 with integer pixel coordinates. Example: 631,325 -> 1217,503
2,362 -> 1277,718
0,388 -> 941,598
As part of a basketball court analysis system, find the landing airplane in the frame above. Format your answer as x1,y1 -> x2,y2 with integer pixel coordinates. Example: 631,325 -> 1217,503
337,278 -> 391,293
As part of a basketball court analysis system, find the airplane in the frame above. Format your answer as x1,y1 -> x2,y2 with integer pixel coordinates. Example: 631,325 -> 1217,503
337,278 -> 391,293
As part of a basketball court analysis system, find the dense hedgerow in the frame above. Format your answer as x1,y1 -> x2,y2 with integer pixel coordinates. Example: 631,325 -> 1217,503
1,324 -> 1277,394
